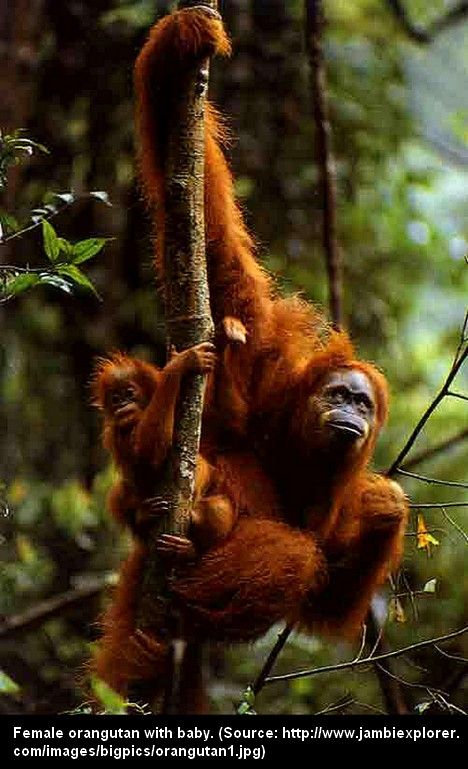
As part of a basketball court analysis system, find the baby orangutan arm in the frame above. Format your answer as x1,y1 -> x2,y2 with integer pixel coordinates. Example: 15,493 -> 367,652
134,341 -> 216,466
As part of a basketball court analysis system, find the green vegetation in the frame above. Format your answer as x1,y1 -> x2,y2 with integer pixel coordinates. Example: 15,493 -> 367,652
0,0 -> 466,715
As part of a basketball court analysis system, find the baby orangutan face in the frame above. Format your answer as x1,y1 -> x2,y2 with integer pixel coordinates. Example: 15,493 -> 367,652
104,367 -> 153,429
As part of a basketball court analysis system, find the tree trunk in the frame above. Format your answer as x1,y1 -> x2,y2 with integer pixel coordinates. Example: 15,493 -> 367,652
134,0 -> 218,712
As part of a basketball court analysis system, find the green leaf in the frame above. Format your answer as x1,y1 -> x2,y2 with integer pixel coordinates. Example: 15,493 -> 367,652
56,264 -> 100,297
0,210 -> 19,236
71,237 -> 108,264
0,670 -> 20,696
57,238 -> 73,257
16,534 -> 37,564
91,677 -> 126,714
4,273 -> 40,296
38,274 -> 73,294
236,688 -> 257,715
42,219 -> 60,262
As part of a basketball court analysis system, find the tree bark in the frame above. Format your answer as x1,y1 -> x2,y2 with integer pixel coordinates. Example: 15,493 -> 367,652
133,0 -> 217,711
305,0 -> 343,329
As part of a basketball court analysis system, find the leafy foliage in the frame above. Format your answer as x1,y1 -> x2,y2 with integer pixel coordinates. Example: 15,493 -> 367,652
0,0 -> 466,715
0,671 -> 21,697
0,130 -> 48,193
1,169 -> 110,304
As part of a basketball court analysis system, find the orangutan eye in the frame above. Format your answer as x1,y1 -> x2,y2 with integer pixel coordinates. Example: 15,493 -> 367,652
355,394 -> 373,411
327,386 -> 348,403
110,391 -> 123,407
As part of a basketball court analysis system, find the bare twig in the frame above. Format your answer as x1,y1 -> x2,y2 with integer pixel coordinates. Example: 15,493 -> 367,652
0,192 -> 107,247
314,694 -> 355,715
252,624 -> 294,696
447,391 -> 468,402
375,662 -> 451,700
0,265 -> 51,274
355,623 -> 367,662
369,622 -> 384,658
0,577 -> 109,641
376,663 -> 467,714
387,0 -> 468,44
396,468 -> 468,489
305,0 -> 343,328
409,502 -> 468,509
434,645 -> 468,665
387,326 -> 467,477
264,626 -> 468,685
399,571 -> 419,622
365,609 -> 409,714
401,429 -> 468,470
439,508 -> 468,545
431,692 -> 466,716
0,201 -> 72,246
393,590 -> 433,600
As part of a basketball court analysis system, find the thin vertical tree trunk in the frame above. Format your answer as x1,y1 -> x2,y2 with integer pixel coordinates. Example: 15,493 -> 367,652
305,0 -> 343,329
0,0 -> 44,207
134,0 -> 217,712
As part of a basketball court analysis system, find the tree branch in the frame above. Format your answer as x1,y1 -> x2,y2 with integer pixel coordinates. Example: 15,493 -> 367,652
264,626 -> 468,685
447,391 -> 468,402
400,428 -> 468,470
133,0 -> 217,713
396,468 -> 468,489
363,610 -> 410,714
251,624 -> 294,697
388,317 -> 467,476
0,578 -> 109,641
409,501 -> 468,509
387,0 -> 468,44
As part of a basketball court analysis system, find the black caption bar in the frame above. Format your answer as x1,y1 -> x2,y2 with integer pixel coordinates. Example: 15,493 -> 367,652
3,715 -> 467,763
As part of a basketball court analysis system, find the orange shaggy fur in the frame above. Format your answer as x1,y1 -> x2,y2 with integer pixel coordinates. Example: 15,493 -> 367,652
91,8 -> 408,702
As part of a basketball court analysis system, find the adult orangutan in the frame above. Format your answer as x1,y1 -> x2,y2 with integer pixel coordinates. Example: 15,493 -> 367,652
89,6 -> 408,700
174,335 -> 408,641
133,1 -> 407,622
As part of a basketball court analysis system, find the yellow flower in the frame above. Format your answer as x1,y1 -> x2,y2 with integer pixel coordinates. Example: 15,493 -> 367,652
417,514 -> 439,554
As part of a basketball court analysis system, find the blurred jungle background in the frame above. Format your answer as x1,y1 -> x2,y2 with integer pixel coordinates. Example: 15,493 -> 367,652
0,0 -> 467,715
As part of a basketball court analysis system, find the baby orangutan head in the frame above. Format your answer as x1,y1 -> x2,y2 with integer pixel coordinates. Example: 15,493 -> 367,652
92,355 -> 158,429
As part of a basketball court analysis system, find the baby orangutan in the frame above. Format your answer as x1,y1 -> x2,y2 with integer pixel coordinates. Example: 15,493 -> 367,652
90,343 -> 242,697
92,343 -> 238,555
